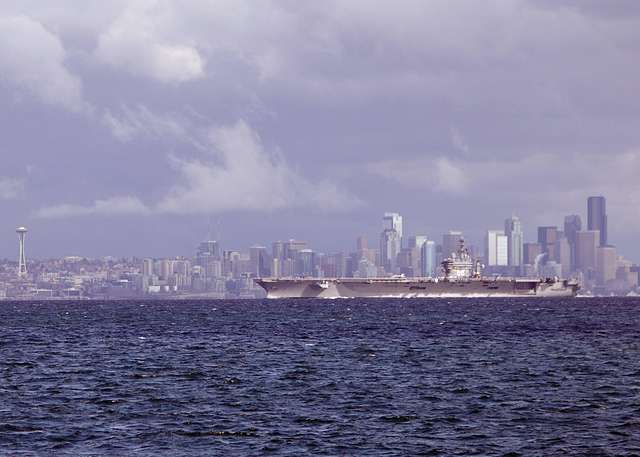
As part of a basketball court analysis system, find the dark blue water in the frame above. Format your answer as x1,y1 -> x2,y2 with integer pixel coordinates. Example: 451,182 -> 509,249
1,298 -> 640,456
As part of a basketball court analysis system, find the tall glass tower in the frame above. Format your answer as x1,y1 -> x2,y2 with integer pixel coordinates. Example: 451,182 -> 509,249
587,196 -> 607,246
504,216 -> 523,267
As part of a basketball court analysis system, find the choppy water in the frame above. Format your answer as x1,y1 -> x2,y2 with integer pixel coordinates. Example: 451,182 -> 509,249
1,298 -> 640,456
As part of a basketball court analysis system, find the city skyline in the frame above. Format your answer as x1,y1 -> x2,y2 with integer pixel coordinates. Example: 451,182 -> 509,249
2,2 -> 640,261
2,195 -> 637,300
2,194 -> 634,264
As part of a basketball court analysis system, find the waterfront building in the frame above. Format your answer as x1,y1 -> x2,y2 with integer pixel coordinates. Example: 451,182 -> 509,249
588,196 -> 607,246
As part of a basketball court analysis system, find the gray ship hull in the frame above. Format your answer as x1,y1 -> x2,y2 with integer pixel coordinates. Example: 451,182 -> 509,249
256,277 -> 579,299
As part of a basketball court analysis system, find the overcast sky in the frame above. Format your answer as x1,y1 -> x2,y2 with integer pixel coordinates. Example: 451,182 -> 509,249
1,0 -> 639,260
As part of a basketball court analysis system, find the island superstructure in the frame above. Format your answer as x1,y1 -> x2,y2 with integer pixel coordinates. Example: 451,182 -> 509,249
256,238 -> 580,298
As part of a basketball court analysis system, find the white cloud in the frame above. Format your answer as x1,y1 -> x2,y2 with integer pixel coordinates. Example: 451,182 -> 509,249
0,177 -> 24,200
367,156 -> 468,195
35,120 -> 360,218
95,2 -> 205,83
157,120 -> 360,213
36,196 -> 149,219
0,15 -> 86,112
102,104 -> 197,145
368,150 -> 640,230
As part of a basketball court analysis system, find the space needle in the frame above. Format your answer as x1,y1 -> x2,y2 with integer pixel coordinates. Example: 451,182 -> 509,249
16,226 -> 27,278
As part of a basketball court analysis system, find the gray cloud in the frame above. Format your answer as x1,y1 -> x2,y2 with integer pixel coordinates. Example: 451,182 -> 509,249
0,15 -> 87,112
95,2 -> 205,83
1,1 -> 639,258
36,119 -> 360,219
35,196 -> 149,219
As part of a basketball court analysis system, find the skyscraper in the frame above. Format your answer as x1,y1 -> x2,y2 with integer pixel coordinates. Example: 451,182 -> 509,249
249,245 -> 270,277
284,240 -> 308,260
420,240 -> 437,277
383,212 -> 403,252
587,196 -> 607,246
576,230 -> 599,274
383,212 -> 403,240
596,245 -> 617,286
380,212 -> 402,272
564,215 -> 582,272
356,235 -> 368,252
537,226 -> 558,261
380,229 -> 400,273
197,240 -> 220,259
504,216 -> 523,267
272,241 -> 285,262
554,236 -> 571,278
486,230 -> 508,266
523,242 -> 542,266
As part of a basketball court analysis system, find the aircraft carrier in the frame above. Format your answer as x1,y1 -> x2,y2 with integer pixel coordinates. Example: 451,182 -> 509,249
256,238 -> 579,299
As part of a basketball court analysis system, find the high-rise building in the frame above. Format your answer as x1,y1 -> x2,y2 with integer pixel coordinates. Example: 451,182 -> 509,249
383,212 -> 403,240
272,241 -> 285,262
356,235 -> 368,252
406,235 -> 428,276
249,245 -> 270,277
197,240 -> 220,259
380,213 -> 402,272
587,196 -> 607,246
504,216 -> 523,267
554,236 -> 571,278
296,249 -> 315,277
537,226 -> 558,261
442,231 -> 463,260
564,215 -> 582,272
575,230 -> 599,274
271,258 -> 281,278
16,227 -> 27,278
486,230 -> 508,266
142,258 -> 154,277
380,229 -> 400,273
408,235 -> 427,249
596,245 -> 617,286
284,239 -> 308,260
523,242 -> 542,265
420,240 -> 437,277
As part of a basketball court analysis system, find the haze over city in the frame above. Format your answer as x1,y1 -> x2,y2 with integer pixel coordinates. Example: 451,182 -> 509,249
1,1 -> 640,261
